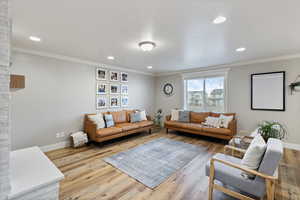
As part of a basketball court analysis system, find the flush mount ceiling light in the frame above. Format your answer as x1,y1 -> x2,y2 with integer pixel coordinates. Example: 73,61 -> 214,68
139,41 -> 156,51
213,16 -> 227,24
236,47 -> 246,52
107,56 -> 115,60
29,36 -> 41,42
147,66 -> 153,69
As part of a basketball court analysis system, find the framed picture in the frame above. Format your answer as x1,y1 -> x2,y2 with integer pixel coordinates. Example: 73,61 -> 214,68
96,96 -> 108,109
251,71 -> 285,111
110,71 -> 119,82
96,68 -> 107,81
121,84 -> 128,95
96,83 -> 108,95
121,96 -> 129,107
110,96 -> 120,108
121,72 -> 128,82
110,84 -> 120,94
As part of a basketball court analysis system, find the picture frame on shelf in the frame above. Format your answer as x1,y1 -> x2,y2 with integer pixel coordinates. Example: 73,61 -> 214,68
110,84 -> 120,94
121,84 -> 128,95
110,96 -> 120,108
110,71 -> 119,82
96,83 -> 108,95
121,72 -> 128,82
121,96 -> 129,107
96,68 -> 107,81
96,95 -> 108,109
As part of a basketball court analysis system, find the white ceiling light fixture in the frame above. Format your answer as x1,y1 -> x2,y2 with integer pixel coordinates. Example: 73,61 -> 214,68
236,47 -> 246,52
147,66 -> 153,69
29,36 -> 41,42
139,41 -> 156,51
107,56 -> 115,60
213,16 -> 227,24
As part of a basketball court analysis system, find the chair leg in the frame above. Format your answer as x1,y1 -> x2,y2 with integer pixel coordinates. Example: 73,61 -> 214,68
266,179 -> 275,200
208,160 -> 215,200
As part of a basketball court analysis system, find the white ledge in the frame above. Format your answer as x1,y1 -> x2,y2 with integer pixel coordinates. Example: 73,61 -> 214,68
8,146 -> 64,199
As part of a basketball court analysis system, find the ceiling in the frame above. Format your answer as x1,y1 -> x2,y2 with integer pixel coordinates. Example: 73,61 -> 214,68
13,0 -> 300,74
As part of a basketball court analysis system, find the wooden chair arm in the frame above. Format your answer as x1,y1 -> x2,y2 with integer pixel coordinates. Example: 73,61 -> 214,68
165,115 -> 171,121
224,145 -> 246,155
211,158 -> 277,181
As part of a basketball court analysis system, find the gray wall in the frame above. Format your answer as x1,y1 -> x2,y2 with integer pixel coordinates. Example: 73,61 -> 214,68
155,58 -> 300,144
11,52 -> 155,150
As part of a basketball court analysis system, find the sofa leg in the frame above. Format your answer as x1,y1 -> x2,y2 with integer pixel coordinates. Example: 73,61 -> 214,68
149,128 -> 152,134
166,128 -> 168,134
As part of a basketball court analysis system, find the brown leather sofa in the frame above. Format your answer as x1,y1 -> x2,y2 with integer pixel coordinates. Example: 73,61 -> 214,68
164,112 -> 237,140
84,110 -> 154,143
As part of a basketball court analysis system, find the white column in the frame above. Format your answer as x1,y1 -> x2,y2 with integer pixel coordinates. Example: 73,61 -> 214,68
0,0 -> 11,199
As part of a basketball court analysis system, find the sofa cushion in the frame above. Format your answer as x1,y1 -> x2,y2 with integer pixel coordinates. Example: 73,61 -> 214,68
135,120 -> 154,128
190,112 -> 210,124
87,113 -> 105,129
126,110 -> 135,122
116,123 -> 139,131
178,111 -> 190,122
201,127 -> 232,135
130,112 -> 142,123
210,112 -> 236,119
164,121 -> 190,129
110,111 -> 127,123
96,127 -> 122,137
184,123 -> 203,131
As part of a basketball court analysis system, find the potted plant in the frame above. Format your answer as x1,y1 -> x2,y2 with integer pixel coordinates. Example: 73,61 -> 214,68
154,109 -> 163,128
258,121 -> 287,141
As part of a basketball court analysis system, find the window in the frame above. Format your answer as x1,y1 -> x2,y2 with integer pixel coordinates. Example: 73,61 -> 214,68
185,76 -> 226,112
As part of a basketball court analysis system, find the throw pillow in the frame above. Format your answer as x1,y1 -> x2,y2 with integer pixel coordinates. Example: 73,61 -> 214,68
219,114 -> 234,128
170,109 -> 180,121
130,112 -> 142,123
203,116 -> 220,128
104,114 -> 115,128
88,113 -> 105,129
241,134 -> 267,178
140,110 -> 147,121
178,111 -> 190,122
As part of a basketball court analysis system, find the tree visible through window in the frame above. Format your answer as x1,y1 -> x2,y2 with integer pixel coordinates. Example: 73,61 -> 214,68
185,76 -> 225,112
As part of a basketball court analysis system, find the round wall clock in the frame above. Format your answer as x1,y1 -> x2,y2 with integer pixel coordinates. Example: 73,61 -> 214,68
163,83 -> 174,96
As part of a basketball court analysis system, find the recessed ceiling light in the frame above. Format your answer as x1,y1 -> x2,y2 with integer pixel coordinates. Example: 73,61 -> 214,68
29,36 -> 41,42
213,16 -> 227,24
107,56 -> 115,60
139,41 -> 156,51
147,66 -> 153,69
236,47 -> 246,52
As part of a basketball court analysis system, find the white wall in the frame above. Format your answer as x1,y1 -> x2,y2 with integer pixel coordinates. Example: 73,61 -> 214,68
11,52 -> 155,150
155,58 -> 300,145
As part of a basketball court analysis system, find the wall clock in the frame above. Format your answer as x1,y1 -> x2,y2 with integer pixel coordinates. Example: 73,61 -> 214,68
163,83 -> 174,96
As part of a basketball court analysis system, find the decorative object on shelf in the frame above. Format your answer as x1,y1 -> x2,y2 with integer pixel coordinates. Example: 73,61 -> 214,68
121,96 -> 129,107
96,83 -> 108,95
110,96 -> 120,108
96,95 -> 108,109
96,68 -> 107,81
251,71 -> 285,111
258,121 -> 287,142
121,72 -> 128,82
110,84 -> 120,94
121,84 -> 128,95
163,83 -> 174,96
154,109 -> 163,127
289,75 -> 300,94
71,131 -> 88,148
110,71 -> 119,81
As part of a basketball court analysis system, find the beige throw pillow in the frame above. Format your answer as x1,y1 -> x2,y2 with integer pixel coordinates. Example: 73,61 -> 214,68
88,113 -> 105,129
219,114 -> 233,128
171,109 -> 180,121
140,110 -> 147,121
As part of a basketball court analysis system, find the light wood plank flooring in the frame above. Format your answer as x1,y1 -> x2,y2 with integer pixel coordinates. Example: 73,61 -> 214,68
46,130 -> 300,200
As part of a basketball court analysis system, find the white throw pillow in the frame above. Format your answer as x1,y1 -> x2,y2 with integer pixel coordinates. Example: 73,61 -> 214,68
88,113 -> 105,129
140,110 -> 147,121
241,134 -> 266,173
203,116 -> 220,128
219,114 -> 234,128
171,109 -> 180,121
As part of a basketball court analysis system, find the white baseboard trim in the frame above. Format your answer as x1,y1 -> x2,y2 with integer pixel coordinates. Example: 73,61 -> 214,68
40,141 -> 71,152
284,142 -> 300,151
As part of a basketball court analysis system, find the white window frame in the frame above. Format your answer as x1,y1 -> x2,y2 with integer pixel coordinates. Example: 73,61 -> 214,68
182,68 -> 230,112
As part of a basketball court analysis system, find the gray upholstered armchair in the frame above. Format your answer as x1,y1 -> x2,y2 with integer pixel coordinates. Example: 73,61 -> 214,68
206,138 -> 283,200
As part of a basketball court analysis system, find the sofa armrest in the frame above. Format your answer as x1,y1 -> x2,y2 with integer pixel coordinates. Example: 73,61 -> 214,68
228,119 -> 237,135
84,118 -> 97,141
165,115 -> 171,121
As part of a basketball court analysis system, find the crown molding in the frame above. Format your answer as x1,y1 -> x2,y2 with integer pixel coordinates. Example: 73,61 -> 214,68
156,53 -> 300,77
12,47 -> 155,76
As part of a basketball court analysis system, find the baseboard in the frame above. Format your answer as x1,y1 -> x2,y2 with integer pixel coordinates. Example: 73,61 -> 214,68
40,141 -> 71,152
284,142 -> 300,151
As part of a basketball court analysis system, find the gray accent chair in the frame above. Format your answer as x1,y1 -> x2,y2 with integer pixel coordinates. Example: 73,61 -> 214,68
206,138 -> 283,200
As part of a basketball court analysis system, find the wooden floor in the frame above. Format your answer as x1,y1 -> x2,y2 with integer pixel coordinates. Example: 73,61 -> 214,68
46,130 -> 300,200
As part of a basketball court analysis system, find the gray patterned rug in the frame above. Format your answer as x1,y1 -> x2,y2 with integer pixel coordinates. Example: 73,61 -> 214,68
103,138 -> 206,188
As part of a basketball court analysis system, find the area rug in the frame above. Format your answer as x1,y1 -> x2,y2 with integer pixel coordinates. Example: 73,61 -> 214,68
103,138 -> 206,188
